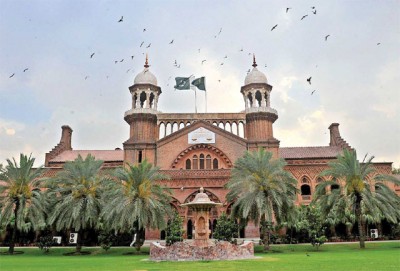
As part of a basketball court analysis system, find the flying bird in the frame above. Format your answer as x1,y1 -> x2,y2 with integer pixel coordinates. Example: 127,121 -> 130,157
312,9 -> 317,14
131,55 -> 134,59
301,15 -> 308,20
286,7 -> 291,13
23,68 -> 29,72
90,52 -> 95,58
377,42 -> 381,45
239,48 -> 243,52
311,90 -> 316,95
126,69 -> 131,73
169,39 -> 174,44
325,35 -> 330,41
118,16 -> 123,22
271,24 -> 278,31
120,59 -> 124,62
224,55 -> 228,59
85,76 -> 89,80
143,28 -> 146,32
311,6 -> 315,9
114,60 -> 118,64
140,41 -> 144,47
220,63 -> 224,65
307,77 -> 312,85
146,43 -> 151,48
9,73 -> 15,78
201,60 -> 207,64
218,27 -> 222,35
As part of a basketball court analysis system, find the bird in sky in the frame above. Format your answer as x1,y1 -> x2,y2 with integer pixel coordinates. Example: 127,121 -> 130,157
146,43 -> 151,48
224,55 -> 228,59
325,35 -> 330,41
377,42 -> 381,45
131,55 -> 134,59
220,63 -> 224,65
264,64 -> 267,68
201,60 -> 206,64
23,68 -> 29,72
118,16 -> 123,22
126,69 -> 130,73
85,76 -> 89,80
286,7 -> 291,13
90,52 -> 95,58
301,15 -> 308,20
120,59 -> 124,62
9,73 -> 15,78
311,90 -> 316,95
307,77 -> 312,85
311,6 -> 316,9
239,48 -> 243,52
271,24 -> 278,31
140,41 -> 144,47
143,28 -> 146,32
218,27 -> 222,35
174,60 -> 177,66
114,60 -> 118,64
198,48 -> 201,53
169,39 -> 174,44
312,9 -> 317,15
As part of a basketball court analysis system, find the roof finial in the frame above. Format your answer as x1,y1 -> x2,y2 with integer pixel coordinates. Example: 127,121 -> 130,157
252,54 -> 257,68
144,53 -> 149,68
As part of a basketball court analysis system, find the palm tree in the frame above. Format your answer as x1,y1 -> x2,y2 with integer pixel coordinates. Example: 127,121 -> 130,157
0,154 -> 46,254
226,149 -> 298,251
102,160 -> 172,252
313,149 -> 400,249
47,154 -> 105,254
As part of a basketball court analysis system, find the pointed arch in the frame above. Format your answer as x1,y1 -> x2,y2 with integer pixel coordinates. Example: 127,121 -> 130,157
170,144 -> 233,169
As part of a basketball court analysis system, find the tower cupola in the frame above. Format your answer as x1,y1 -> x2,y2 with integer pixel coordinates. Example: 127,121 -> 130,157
241,55 -> 277,115
126,54 -> 161,114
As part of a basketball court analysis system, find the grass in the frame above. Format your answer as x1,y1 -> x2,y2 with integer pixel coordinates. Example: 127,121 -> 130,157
0,242 -> 399,271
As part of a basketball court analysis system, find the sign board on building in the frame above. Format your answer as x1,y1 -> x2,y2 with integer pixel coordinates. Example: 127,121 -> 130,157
188,127 -> 215,144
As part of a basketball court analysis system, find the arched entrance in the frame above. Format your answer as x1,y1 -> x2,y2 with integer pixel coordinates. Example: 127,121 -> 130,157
187,219 -> 193,239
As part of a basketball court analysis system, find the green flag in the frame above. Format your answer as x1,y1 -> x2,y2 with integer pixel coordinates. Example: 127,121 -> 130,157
174,77 -> 191,90
191,77 -> 206,91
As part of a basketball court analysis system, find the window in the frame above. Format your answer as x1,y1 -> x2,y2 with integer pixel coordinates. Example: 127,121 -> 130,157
213,158 -> 218,169
199,154 -> 205,169
206,155 -> 211,169
301,184 -> 311,195
138,150 -> 143,163
186,159 -> 191,169
193,155 -> 198,169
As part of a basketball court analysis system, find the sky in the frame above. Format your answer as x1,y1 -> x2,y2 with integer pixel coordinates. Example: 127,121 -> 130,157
0,0 -> 399,168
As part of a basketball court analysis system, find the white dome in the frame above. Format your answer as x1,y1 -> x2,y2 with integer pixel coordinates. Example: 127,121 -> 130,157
134,67 -> 157,85
244,67 -> 267,85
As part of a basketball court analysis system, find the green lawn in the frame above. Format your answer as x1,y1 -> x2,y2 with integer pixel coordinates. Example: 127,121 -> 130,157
0,242 -> 399,271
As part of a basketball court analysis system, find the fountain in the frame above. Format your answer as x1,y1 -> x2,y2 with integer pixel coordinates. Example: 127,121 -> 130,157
150,187 -> 254,261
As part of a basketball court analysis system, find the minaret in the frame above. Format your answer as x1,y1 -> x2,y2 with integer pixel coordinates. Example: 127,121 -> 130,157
241,55 -> 280,157
123,55 -> 161,165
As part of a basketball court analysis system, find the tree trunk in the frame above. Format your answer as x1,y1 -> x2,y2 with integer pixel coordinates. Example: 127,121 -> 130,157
260,216 -> 270,252
8,199 -> 19,254
75,229 -> 83,254
355,194 -> 365,249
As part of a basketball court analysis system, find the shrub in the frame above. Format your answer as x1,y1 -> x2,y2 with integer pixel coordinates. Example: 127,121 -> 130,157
37,235 -> 54,253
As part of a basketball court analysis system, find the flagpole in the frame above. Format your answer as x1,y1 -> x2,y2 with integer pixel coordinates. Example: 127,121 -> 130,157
195,87 -> 197,113
205,90 -> 207,113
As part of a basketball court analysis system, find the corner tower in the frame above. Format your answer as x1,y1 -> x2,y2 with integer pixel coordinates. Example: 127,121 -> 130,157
241,56 -> 280,157
123,55 -> 161,165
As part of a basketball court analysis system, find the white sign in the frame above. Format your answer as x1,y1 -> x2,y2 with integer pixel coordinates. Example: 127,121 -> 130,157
188,127 -> 215,144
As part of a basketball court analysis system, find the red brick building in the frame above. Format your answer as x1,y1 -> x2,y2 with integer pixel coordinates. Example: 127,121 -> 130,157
44,57 -> 396,240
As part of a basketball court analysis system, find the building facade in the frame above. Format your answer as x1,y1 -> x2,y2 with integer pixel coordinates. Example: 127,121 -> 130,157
44,56 -> 396,240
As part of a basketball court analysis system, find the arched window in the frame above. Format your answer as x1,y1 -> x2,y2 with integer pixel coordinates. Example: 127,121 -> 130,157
193,155 -> 198,170
213,158 -> 218,169
206,155 -> 211,169
301,184 -> 311,195
316,177 -> 323,183
186,159 -> 191,169
199,154 -> 205,169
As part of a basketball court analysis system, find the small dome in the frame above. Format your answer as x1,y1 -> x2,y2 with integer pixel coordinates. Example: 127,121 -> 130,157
244,55 -> 267,85
133,54 -> 157,85
134,68 -> 157,85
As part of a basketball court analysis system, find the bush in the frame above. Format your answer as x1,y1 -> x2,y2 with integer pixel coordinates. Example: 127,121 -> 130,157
37,235 -> 54,253
212,212 -> 238,243
166,212 -> 184,246
98,231 -> 116,251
